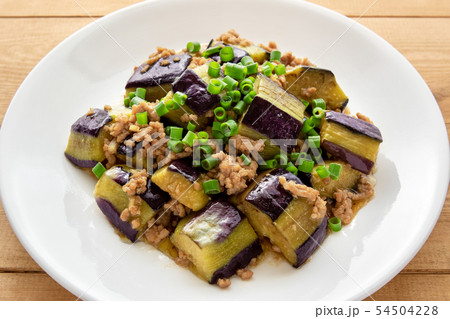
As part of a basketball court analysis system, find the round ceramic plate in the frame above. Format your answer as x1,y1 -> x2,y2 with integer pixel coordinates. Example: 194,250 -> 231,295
0,0 -> 448,300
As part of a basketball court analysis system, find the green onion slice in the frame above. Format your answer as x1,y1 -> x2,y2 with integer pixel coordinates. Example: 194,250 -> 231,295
243,91 -> 256,105
124,97 -> 130,108
202,46 -> 221,57
246,63 -> 258,75
275,64 -> 286,75
220,46 -> 235,62
155,101 -> 168,117
274,153 -> 289,168
92,162 -> 106,179
328,217 -> 342,232
187,41 -> 201,53
315,165 -> 330,179
130,96 -> 146,107
169,127 -> 183,140
298,159 -> 314,173
166,100 -> 179,110
240,154 -> 252,166
240,56 -> 254,66
173,92 -> 187,105
203,179 -> 221,194
220,95 -> 233,110
222,75 -> 238,90
308,135 -> 321,148
311,98 -> 326,110
259,159 -> 277,170
168,140 -> 184,153
201,156 -> 219,171
197,131 -> 209,144
329,163 -> 342,180
136,111 -> 148,126
220,119 -> 238,137
270,50 -> 282,62
207,79 -> 223,95
214,107 -> 227,122
224,63 -> 247,80
208,61 -> 221,78
182,131 -> 197,147
187,121 -> 197,132
233,100 -> 247,115
286,162 -> 298,175
135,87 -> 146,99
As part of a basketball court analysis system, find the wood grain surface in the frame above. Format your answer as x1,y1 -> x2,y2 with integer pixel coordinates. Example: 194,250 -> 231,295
0,0 -> 449,301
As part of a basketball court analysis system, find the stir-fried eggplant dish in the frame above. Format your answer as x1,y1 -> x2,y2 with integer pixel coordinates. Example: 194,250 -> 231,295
64,30 -> 382,288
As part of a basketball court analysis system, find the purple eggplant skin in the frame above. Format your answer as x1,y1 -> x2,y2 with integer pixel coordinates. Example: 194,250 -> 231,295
168,158 -> 202,183
64,153 -> 99,168
245,168 -> 303,221
96,197 -> 138,242
293,217 -> 328,268
322,140 -> 374,175
326,111 -> 383,142
241,96 -> 302,149
70,108 -> 112,137
141,179 -> 170,211
107,166 -> 131,186
208,42 -> 249,64
187,201 -> 243,245
172,69 -> 220,116
209,239 -> 262,284
125,54 -> 192,89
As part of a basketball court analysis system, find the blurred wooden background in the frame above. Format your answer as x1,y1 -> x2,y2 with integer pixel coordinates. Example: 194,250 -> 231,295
0,0 -> 448,300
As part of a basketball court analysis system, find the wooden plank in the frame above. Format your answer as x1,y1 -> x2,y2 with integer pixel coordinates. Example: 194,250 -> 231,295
369,274 -> 450,301
0,0 -> 449,18
0,273 -> 76,301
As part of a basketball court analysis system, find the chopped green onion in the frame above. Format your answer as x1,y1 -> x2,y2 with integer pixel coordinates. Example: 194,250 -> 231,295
259,159 -> 277,170
169,127 -> 183,140
292,152 -> 309,165
130,96 -> 146,106
329,163 -> 342,180
243,91 -> 256,105
311,106 -> 325,127
316,165 -> 330,178
92,162 -> 106,179
300,98 -> 310,108
239,78 -> 253,95
308,135 -> 321,148
241,56 -> 254,66
155,101 -> 169,117
128,92 -> 136,99
230,90 -> 241,103
301,118 -> 316,134
224,63 -> 247,80
136,87 -> 146,99
187,41 -> 201,53
187,121 -> 197,132
207,79 -> 223,95
275,64 -> 286,75
124,97 -> 130,107
220,95 -> 233,110
212,121 -> 224,139
165,126 -> 175,136
203,179 -> 221,194
173,92 -> 187,105
198,131 -> 209,144
240,154 -> 251,166
220,119 -> 238,137
182,131 -> 197,147
166,100 -> 179,110
274,153 -> 289,168
222,76 -> 238,90
168,140 -> 184,153
246,62 -> 258,75
208,61 -> 221,78
193,159 -> 201,167
263,61 -> 275,72
270,50 -> 282,62
308,128 -> 319,137
201,156 -> 219,171
298,159 -> 315,173
199,144 -> 213,156
202,46 -> 221,57
262,64 -> 273,76
233,100 -> 247,115
214,107 -> 227,122
328,217 -> 342,232
136,111 -> 148,126
220,46 -> 235,62
286,162 -> 298,175
247,76 -> 256,83
311,98 -> 326,110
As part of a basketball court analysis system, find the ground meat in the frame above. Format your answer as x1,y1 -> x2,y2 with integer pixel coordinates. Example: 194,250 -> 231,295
281,51 -> 313,68
226,134 -> 265,156
193,181 -> 201,191
271,74 -> 286,89
180,113 -> 198,123
249,258 -> 258,267
210,152 -> 258,195
272,245 -> 281,253
107,113 -> 130,143
236,269 -> 253,280
356,112 -> 374,124
188,57 -> 208,69
146,47 -> 176,66
103,105 -> 112,111
216,29 -> 252,47
130,101 -> 160,123
175,250 -> 191,268
259,41 -> 278,52
332,175 -> 375,224
163,199 -> 190,218
160,59 -> 170,66
120,195 -> 142,228
86,108 -> 94,116
145,218 -> 170,245
217,278 -> 231,289
279,176 -> 327,221
122,169 -> 148,196
300,87 -> 317,98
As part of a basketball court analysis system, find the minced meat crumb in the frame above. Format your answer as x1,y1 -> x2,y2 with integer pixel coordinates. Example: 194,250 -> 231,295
145,218 -> 170,245
103,105 -> 112,111
356,112 -> 374,124
163,199 -> 190,218
216,29 -> 252,47
146,47 -> 176,66
236,269 -> 253,280
210,151 -> 258,195
271,74 -> 287,89
226,134 -> 265,155
180,113 -> 199,123
332,175 -> 375,224
120,195 -> 142,228
122,169 -> 148,196
259,41 -> 278,52
301,87 -> 317,98
175,250 -> 191,268
217,278 -> 231,289
281,51 -> 313,68
188,57 -> 208,69
279,176 -> 327,221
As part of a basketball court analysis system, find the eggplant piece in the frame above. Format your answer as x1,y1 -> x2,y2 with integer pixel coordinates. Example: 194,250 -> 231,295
320,111 -> 382,174
208,42 -> 250,64
235,168 -> 327,267
151,158 -> 210,211
94,166 -> 168,241
162,64 -> 221,128
238,74 -> 306,158
170,200 -> 262,283
311,161 -> 361,198
207,40 -> 269,64
125,54 -> 192,102
64,108 -> 112,168
284,66 -> 349,111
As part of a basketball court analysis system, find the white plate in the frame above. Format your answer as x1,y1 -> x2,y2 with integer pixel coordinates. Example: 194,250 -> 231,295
0,0 -> 448,300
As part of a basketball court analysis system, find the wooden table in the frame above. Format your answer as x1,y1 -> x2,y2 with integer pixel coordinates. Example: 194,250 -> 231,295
0,0 -> 449,301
